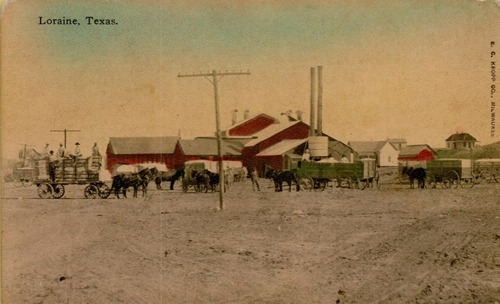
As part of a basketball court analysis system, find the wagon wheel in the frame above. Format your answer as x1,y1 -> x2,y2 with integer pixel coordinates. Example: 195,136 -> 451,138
313,179 -> 327,192
358,178 -> 367,190
13,179 -> 23,188
460,177 -> 474,189
51,184 -> 65,199
37,183 -> 53,199
84,185 -> 98,199
425,173 -> 436,189
299,177 -> 313,191
22,179 -> 33,187
443,170 -> 460,189
97,183 -> 111,198
339,175 -> 352,189
350,174 -> 361,190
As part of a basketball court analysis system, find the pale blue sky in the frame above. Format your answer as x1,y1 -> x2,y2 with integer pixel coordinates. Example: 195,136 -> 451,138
2,0 -> 499,159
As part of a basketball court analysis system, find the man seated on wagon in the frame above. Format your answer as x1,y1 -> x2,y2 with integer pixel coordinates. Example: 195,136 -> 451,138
69,142 -> 83,161
57,143 -> 66,159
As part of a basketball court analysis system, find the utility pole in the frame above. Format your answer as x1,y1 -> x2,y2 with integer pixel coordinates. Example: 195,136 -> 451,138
50,129 -> 81,148
178,70 -> 251,210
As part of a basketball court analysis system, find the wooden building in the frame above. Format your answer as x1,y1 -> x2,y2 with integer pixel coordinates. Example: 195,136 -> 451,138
398,144 -> 437,162
445,133 -> 477,150
106,137 -> 182,172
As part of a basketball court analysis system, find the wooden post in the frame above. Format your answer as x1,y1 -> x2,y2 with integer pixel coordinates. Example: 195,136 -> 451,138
50,129 -> 81,148
212,70 -> 225,210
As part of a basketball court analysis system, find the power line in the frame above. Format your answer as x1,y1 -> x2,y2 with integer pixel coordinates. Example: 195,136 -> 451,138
50,129 -> 81,148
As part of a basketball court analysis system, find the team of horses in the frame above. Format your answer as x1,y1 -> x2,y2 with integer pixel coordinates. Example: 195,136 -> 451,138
108,164 -> 428,198
110,167 -> 221,198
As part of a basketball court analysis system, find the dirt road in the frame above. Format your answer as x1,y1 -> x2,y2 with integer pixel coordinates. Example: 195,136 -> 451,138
2,181 -> 499,303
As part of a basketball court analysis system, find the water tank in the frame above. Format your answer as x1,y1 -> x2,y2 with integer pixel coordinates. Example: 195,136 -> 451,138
308,136 -> 329,157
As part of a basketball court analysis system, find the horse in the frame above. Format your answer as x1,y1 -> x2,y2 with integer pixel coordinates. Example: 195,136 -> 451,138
155,169 -> 185,190
401,166 -> 427,189
266,168 -> 301,192
110,168 -> 156,198
136,167 -> 157,197
195,170 -> 211,193
204,169 -> 225,192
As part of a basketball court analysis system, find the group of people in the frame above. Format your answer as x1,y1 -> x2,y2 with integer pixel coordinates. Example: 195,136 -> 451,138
42,142 -> 100,162
41,142 -> 101,182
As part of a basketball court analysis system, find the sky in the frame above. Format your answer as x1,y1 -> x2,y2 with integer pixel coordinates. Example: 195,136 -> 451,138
1,0 -> 500,160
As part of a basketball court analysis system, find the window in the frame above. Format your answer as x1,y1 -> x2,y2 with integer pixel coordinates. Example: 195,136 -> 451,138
388,156 -> 391,163
463,142 -> 466,148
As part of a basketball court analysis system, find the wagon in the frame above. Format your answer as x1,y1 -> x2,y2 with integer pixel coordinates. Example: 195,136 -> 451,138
12,164 -> 35,187
33,155 -> 111,199
425,159 -> 475,189
473,159 -> 500,184
292,158 -> 378,191
182,161 -> 209,193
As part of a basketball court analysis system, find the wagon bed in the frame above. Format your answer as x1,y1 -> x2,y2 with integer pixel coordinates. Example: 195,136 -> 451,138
292,159 -> 377,190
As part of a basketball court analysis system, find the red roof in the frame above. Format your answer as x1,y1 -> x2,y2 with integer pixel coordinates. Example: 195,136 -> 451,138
225,114 -> 278,136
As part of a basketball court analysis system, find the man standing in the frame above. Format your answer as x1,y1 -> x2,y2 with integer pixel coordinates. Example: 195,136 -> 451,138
251,168 -> 260,191
48,150 -> 58,182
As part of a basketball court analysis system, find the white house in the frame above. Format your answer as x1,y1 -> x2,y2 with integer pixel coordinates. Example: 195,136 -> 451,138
348,140 -> 399,167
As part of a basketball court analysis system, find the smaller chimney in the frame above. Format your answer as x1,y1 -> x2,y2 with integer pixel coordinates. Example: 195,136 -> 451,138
231,109 -> 238,125
296,110 -> 303,121
244,110 -> 250,120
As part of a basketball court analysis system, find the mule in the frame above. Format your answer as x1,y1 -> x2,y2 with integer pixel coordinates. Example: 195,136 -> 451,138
266,168 -> 300,192
402,166 -> 426,189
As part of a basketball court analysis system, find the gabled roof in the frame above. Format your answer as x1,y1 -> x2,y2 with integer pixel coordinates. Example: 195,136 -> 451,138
179,138 -> 248,156
244,120 -> 303,147
399,144 -> 437,157
348,141 -> 393,154
446,133 -> 477,142
388,138 -> 407,144
108,137 -> 179,155
256,139 -> 308,157
224,113 -> 278,133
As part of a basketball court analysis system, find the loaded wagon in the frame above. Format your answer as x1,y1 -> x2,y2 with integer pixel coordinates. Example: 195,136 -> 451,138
473,159 -> 500,183
291,158 -> 378,191
33,155 -> 111,199
425,159 -> 475,189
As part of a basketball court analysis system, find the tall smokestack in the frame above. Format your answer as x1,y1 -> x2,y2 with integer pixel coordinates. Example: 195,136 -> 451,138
231,109 -> 238,125
310,67 -> 316,136
317,66 -> 323,136
244,109 -> 250,120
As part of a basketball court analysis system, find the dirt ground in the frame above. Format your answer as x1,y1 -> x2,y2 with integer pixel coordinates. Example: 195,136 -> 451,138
1,179 -> 499,303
